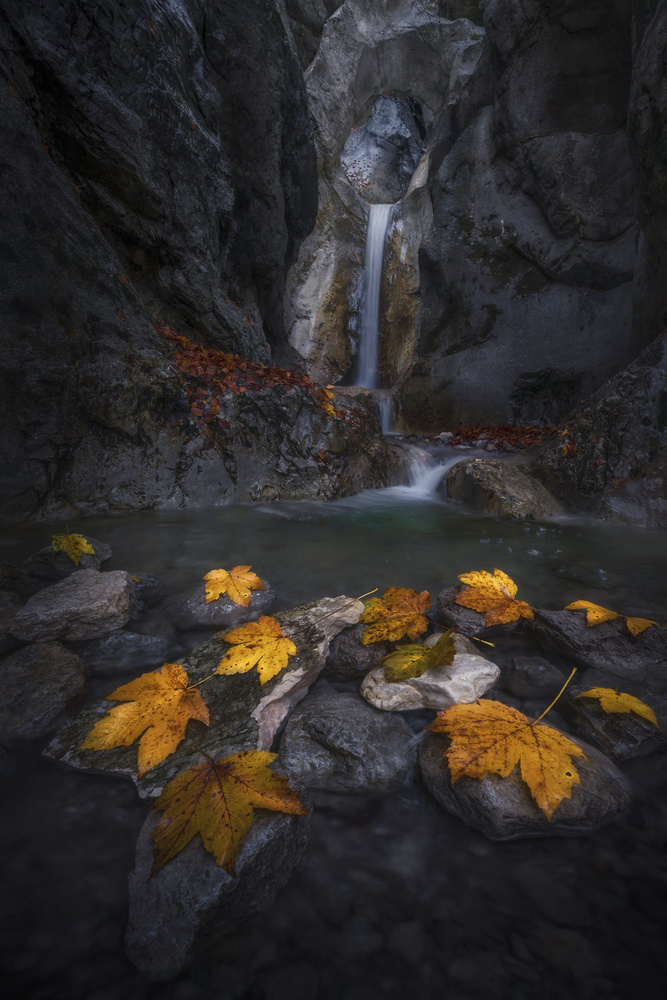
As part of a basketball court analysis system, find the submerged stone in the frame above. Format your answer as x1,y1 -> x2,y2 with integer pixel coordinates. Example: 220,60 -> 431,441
418,729 -> 631,840
0,642 -> 88,740
79,631 -> 172,677
10,569 -> 135,642
359,633 -> 499,712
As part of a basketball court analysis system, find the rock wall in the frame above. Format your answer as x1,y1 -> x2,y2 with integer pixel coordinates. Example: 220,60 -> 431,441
0,0 -> 395,521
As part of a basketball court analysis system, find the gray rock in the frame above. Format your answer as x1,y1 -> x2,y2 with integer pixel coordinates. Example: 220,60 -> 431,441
360,633 -> 499,711
44,596 -> 363,799
10,569 -> 135,642
0,642 -> 88,740
323,624 -> 388,680
125,797 -> 310,981
279,681 -> 414,792
527,608 -> 667,685
80,632 -> 171,677
436,586 -> 488,637
175,580 -> 276,631
0,591 -> 20,635
502,656 -> 568,700
18,537 -> 112,595
418,728 -> 631,840
444,459 -> 563,520
130,573 -> 162,610
285,0 -> 344,68
558,669 -> 667,761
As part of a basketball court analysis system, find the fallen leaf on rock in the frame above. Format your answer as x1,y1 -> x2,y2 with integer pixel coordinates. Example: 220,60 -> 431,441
383,630 -> 456,682
216,615 -> 296,685
431,700 -> 586,819
564,600 -> 657,636
203,565 -> 264,607
575,688 -> 658,726
455,569 -> 534,626
151,750 -> 309,875
79,663 -> 209,775
51,531 -> 95,566
360,587 -> 431,645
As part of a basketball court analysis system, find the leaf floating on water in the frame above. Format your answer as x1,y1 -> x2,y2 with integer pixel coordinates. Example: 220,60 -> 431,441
383,630 -> 456,682
51,532 -> 95,566
150,750 -> 309,876
79,664 -> 210,775
203,565 -> 264,607
359,587 -> 430,645
216,615 -> 296,685
430,700 -> 586,820
575,688 -> 658,726
455,569 -> 534,626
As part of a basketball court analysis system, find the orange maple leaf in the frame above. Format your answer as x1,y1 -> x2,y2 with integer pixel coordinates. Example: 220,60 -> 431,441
150,750 -> 308,875
359,587 -> 431,644
216,615 -> 297,685
564,601 -> 657,637
455,568 -> 534,626
203,565 -> 264,606
575,688 -> 658,726
79,663 -> 209,775
431,700 -> 586,819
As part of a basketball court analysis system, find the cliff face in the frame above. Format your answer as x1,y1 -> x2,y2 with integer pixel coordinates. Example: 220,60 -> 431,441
0,1 -> 395,521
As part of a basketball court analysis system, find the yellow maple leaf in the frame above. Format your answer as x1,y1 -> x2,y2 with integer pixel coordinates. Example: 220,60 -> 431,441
359,587 -> 431,645
455,568 -> 534,626
150,749 -> 309,876
575,687 -> 658,726
430,700 -> 586,820
203,565 -> 264,606
216,615 -> 296,685
51,531 -> 95,566
564,601 -> 657,636
79,663 -> 209,775
383,631 -> 456,682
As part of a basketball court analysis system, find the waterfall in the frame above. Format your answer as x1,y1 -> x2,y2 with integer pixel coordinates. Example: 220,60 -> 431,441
356,203 -> 392,389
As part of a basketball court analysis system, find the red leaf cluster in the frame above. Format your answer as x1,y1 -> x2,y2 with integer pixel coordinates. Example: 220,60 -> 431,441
155,325 -> 358,433
445,425 -> 557,452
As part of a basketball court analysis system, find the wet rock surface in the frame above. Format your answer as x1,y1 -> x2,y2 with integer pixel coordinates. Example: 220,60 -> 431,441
45,596 -> 363,798
10,570 -> 135,642
419,729 -> 632,840
360,633 -> 500,711
175,579 -> 276,631
0,642 -> 88,740
279,680 -> 414,792
323,623 -> 387,680
445,458 -> 563,521
78,632 -> 171,677
501,655 -> 569,700
0,590 -> 20,636
17,537 -> 112,596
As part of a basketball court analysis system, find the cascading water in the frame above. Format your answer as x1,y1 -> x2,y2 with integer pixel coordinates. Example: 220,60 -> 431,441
356,203 -> 392,389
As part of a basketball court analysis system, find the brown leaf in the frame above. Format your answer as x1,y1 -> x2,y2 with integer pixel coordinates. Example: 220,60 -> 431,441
359,587 -> 431,644
455,569 -> 534,626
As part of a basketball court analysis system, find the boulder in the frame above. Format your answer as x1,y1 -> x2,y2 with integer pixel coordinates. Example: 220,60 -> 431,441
279,681 -> 414,792
0,642 -> 88,740
444,459 -> 563,520
558,669 -> 667,762
44,596 -> 363,799
500,656 -> 568,700
418,728 -> 631,840
10,570 -> 135,642
0,591 -> 20,636
360,633 -> 499,711
527,608 -> 667,685
125,797 -> 310,981
322,624 -> 387,680
79,632 -> 171,677
175,580 -> 276,631
18,536 -> 112,595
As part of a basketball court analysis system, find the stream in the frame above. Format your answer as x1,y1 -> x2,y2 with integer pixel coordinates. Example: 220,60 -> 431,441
2,471 -> 667,1000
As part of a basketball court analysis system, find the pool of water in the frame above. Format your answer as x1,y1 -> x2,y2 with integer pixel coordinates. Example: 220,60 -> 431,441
2,487 -> 667,1000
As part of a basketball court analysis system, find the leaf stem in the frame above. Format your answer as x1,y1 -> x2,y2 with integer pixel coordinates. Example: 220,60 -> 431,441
533,667 -> 578,724
311,589 -> 379,627
189,671 -> 218,689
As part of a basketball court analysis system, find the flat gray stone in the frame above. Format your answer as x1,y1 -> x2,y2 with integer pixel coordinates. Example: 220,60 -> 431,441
360,633 -> 499,712
44,596 -> 363,799
79,631 -> 171,676
10,569 -> 135,642
419,728 -> 631,840
0,642 -> 88,739
280,681 -> 414,792
175,579 -> 275,630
